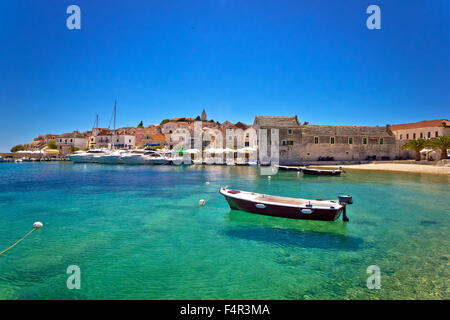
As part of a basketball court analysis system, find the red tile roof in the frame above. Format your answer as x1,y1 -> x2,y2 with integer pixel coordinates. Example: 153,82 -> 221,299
390,119 -> 449,131
148,134 -> 166,140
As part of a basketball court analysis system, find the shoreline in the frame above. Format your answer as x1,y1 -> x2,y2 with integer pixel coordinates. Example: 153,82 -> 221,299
316,163 -> 450,175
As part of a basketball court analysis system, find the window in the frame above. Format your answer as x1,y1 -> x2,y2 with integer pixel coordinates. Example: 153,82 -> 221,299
420,132 -> 423,139
427,132 -> 431,139
406,134 -> 409,139
287,140 -> 294,145
245,141 -> 249,147
435,131 -> 439,137
330,137 -> 335,144
281,140 -> 286,146
413,133 -> 416,139
314,136 -> 319,144
288,129 -> 293,135
349,137 -> 353,145
400,134 -> 403,140
363,137 -> 367,145
380,138 -> 384,145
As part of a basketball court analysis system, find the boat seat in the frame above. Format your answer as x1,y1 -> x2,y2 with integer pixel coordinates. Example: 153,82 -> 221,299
255,195 -> 307,206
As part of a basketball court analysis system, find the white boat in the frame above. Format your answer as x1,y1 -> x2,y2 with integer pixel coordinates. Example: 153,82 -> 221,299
248,160 -> 258,166
97,150 -> 129,164
236,158 -> 247,165
121,150 -> 151,165
68,149 -> 110,163
0,157 -> 5,163
226,158 -> 236,166
121,150 -> 169,165
170,156 -> 192,165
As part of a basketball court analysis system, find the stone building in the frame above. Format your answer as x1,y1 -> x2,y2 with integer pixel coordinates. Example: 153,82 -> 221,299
253,116 -> 397,164
390,119 -> 450,159
299,125 -> 396,161
390,119 -> 450,141
253,116 -> 302,164
56,132 -> 87,154
201,109 -> 207,121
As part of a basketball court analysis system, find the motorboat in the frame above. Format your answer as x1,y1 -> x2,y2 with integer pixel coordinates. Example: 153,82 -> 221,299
301,167 -> 344,176
121,149 -> 152,165
147,152 -> 170,165
276,165 -> 302,171
68,149 -> 110,163
96,150 -> 129,164
219,187 -> 352,222
248,160 -> 258,166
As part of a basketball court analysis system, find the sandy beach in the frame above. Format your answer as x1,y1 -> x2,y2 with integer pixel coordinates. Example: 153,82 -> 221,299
318,163 -> 450,175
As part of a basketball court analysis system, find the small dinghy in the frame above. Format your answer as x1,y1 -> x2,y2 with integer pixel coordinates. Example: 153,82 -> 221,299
276,165 -> 302,171
301,167 -> 344,176
219,187 -> 352,221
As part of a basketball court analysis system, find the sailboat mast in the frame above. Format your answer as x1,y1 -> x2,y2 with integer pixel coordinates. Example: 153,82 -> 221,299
113,100 -> 117,150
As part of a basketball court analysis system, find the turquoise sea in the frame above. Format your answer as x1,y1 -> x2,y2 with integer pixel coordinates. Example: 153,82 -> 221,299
0,162 -> 448,299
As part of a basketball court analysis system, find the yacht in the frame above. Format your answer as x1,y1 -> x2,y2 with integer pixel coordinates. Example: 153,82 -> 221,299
122,149 -> 167,165
97,150 -> 129,164
68,149 -> 110,163
147,152 -> 171,165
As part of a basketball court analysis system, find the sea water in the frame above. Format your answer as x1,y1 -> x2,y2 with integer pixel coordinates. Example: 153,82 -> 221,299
0,163 -> 448,299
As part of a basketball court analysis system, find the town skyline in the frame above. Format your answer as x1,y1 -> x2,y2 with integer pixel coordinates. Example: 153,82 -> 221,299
1,1 -> 449,152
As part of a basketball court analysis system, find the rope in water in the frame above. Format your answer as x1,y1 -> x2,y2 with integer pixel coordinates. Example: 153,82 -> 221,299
0,228 -> 36,255
347,207 -> 368,219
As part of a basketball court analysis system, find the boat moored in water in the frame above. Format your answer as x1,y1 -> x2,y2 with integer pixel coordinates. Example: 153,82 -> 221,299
219,187 -> 352,221
301,167 -> 344,176
276,165 -> 302,171
68,149 -> 110,163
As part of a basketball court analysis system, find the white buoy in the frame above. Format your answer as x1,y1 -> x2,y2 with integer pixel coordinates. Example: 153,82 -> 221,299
199,199 -> 205,206
268,176 -> 271,179
33,221 -> 43,229
205,181 -> 210,185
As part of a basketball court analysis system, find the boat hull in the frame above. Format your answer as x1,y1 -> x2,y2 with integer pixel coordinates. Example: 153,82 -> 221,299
68,155 -> 96,163
302,168 -> 342,176
220,189 -> 343,221
97,156 -> 124,164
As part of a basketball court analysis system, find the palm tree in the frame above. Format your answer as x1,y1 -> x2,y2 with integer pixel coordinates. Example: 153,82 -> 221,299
427,135 -> 450,160
401,139 -> 427,161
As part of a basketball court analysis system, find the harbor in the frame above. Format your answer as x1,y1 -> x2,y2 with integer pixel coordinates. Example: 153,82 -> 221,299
0,163 -> 448,299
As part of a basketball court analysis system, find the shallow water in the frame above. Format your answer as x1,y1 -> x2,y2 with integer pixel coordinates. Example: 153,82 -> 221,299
0,163 -> 448,299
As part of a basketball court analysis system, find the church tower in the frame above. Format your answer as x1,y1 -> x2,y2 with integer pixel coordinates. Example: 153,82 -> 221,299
201,109 -> 207,121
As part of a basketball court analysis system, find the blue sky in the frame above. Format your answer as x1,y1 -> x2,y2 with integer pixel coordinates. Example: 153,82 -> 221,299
0,0 -> 449,152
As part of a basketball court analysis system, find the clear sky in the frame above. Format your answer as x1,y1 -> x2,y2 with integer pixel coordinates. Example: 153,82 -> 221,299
0,0 -> 449,152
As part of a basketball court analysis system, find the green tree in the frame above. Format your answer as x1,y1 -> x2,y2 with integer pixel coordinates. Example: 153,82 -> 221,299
427,135 -> 450,160
10,144 -> 25,153
47,141 -> 57,149
195,115 -> 201,121
70,146 -> 79,154
400,139 -> 427,161
137,121 -> 144,128
160,119 -> 170,125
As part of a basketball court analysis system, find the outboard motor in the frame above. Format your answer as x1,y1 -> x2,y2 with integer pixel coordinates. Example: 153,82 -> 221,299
338,195 -> 353,222
338,195 -> 353,204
